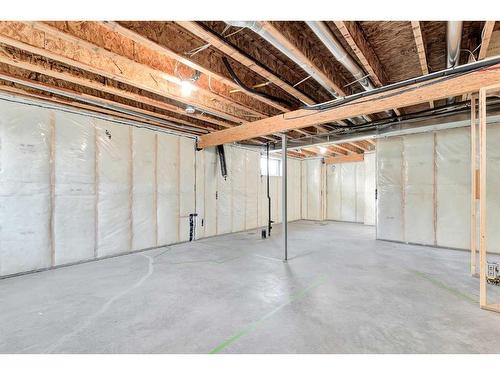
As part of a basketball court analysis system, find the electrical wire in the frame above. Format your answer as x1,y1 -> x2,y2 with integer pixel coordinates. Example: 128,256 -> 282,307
221,56 -> 293,108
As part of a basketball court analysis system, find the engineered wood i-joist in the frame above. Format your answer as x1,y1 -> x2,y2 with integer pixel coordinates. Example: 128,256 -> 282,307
98,21 -> 289,113
478,21 -> 496,60
175,21 -> 316,106
410,21 -> 434,109
0,21 -> 257,124
198,63 -> 500,148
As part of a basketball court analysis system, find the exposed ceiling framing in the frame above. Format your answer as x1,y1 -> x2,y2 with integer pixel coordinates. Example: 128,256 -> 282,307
0,20 -> 495,158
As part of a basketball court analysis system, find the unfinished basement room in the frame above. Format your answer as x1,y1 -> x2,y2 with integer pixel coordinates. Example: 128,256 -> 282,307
2,3 -> 500,363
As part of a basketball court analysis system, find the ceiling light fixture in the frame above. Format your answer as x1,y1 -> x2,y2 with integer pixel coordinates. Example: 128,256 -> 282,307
319,146 -> 327,154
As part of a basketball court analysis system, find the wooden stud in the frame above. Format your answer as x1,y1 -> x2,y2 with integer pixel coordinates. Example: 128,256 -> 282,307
470,94 -> 478,275
479,87 -> 487,308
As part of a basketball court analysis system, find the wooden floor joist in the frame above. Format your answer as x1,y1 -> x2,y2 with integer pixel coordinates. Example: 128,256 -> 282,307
176,21 -> 316,106
0,21 -> 260,124
97,21 -> 289,114
198,63 -> 500,148
410,21 -> 434,109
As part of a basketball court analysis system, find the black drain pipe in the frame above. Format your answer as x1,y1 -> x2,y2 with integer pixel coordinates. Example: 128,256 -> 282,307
216,145 -> 227,180
266,143 -> 272,236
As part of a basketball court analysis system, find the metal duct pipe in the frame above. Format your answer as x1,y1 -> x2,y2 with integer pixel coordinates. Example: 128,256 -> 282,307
225,21 -> 339,98
446,21 -> 463,104
447,21 -> 463,69
306,21 -> 375,92
225,21 -> 368,124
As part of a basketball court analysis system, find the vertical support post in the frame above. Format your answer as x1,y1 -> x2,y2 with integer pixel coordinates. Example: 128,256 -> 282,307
267,143 -> 272,236
281,133 -> 288,261
479,88 -> 487,308
470,94 -> 477,275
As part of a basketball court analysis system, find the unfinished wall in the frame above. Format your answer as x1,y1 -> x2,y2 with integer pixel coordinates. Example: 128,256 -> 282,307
0,98 -> 303,276
376,122 -> 500,254
301,158 -> 324,220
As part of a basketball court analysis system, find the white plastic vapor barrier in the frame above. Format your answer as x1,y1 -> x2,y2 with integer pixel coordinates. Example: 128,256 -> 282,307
487,123 -> 500,253
178,137 -> 196,242
96,120 -> 132,257
232,148 -> 246,232
404,133 -> 435,245
302,159 -> 323,220
216,145 -> 232,235
325,160 -> 368,224
377,137 -> 404,241
0,101 -> 52,275
364,152 -> 376,225
202,147 -> 217,237
54,112 -> 96,265
245,150 -> 260,229
157,134 -> 179,245
132,127 -> 156,250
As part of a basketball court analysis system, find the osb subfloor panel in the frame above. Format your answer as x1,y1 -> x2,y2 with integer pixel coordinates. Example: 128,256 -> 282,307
1,221 -> 500,354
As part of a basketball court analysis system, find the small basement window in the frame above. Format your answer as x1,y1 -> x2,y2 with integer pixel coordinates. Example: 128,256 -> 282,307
260,156 -> 281,176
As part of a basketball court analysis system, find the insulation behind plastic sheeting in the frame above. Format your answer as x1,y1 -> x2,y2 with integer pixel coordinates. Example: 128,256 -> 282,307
377,137 -> 404,241
231,148 -> 246,232
355,163 -> 365,223
404,133 -> 435,245
157,134 -> 179,245
0,101 -> 52,275
302,159 -> 323,220
325,161 -> 366,223
195,149 -> 205,239
217,145 -> 232,235
245,150 -> 260,229
178,137 -> 195,242
435,127 -> 470,249
132,128 -> 155,250
341,163 -> 357,222
287,158 -> 302,221
326,164 -> 341,220
203,147 -> 217,237
53,112 -> 95,265
96,120 -> 131,257
486,123 -> 500,253
364,152 -> 376,225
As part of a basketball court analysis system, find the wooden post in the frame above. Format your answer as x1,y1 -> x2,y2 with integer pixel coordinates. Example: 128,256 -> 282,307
470,94 -> 477,276
478,88 -> 487,308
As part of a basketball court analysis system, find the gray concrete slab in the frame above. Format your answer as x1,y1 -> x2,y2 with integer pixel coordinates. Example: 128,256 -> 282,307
1,220 -> 500,353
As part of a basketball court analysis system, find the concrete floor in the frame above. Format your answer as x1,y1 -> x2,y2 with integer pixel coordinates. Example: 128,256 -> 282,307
1,220 -> 500,354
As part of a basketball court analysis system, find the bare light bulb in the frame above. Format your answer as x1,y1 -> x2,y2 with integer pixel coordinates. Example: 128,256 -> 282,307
318,146 -> 327,154
181,80 -> 194,97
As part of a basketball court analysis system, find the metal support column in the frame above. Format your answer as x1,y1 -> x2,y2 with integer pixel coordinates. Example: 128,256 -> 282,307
281,133 -> 288,261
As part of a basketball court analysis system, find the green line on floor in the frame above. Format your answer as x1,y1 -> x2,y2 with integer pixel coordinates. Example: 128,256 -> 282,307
410,269 -> 477,304
209,274 -> 329,354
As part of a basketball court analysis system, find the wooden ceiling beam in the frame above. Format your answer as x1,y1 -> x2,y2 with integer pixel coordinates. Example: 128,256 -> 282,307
0,21 -> 260,125
478,21 -> 496,60
97,21 -> 289,114
326,145 -> 348,155
198,63 -> 500,148
176,21 -> 315,106
410,21 -> 434,109
351,141 -> 370,152
325,153 -> 364,164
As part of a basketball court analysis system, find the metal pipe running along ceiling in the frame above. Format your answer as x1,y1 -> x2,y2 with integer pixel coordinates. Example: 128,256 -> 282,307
224,21 -> 368,125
